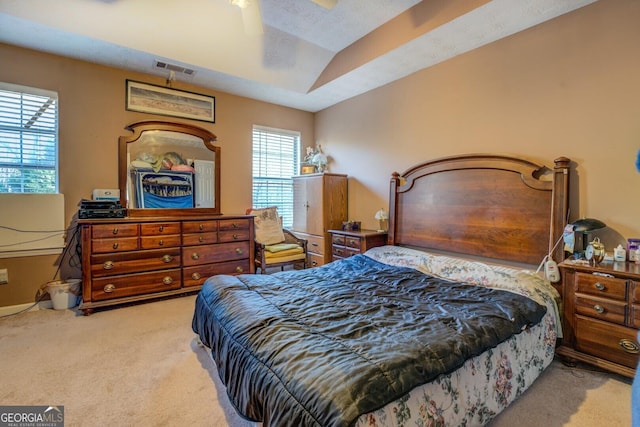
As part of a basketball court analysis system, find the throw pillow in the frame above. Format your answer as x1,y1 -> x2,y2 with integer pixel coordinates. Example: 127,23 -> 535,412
249,206 -> 285,245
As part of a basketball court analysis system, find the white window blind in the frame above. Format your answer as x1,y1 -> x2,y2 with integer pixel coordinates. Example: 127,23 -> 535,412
252,126 -> 300,228
0,82 -> 59,193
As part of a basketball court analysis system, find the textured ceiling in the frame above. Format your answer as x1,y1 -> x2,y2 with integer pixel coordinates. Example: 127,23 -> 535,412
0,0 -> 597,112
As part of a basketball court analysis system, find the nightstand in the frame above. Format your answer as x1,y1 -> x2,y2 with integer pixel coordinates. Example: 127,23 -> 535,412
557,259 -> 640,378
328,229 -> 388,261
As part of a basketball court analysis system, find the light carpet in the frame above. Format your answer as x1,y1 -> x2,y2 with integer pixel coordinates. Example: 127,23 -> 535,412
0,295 -> 632,426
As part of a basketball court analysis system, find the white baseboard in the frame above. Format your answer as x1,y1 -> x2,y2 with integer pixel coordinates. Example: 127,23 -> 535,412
0,300 -> 52,317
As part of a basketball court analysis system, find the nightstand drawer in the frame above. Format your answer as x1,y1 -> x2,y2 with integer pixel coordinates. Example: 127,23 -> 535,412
575,272 -> 627,300
575,294 -> 627,325
331,234 -> 345,246
345,236 -> 362,250
332,246 -> 359,259
575,315 -> 640,368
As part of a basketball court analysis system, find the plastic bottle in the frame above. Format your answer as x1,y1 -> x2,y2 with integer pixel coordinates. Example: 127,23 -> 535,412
614,244 -> 626,262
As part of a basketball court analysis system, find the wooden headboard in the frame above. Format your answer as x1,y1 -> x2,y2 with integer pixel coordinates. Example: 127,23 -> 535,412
388,154 -> 570,266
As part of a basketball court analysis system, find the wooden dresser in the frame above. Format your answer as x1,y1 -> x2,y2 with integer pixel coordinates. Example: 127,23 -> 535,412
557,259 -> 640,377
78,215 -> 254,314
291,173 -> 347,267
328,229 -> 387,261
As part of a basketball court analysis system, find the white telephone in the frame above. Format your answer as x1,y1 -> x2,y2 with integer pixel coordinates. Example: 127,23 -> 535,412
544,259 -> 560,283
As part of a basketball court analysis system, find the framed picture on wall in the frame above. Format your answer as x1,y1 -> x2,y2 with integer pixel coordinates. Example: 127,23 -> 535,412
126,79 -> 215,123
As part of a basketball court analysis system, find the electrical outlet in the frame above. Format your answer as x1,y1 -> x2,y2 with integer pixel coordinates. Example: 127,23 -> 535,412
0,269 -> 7,285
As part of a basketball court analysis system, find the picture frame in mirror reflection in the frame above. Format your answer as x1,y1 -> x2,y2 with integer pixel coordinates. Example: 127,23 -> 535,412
126,80 -> 215,123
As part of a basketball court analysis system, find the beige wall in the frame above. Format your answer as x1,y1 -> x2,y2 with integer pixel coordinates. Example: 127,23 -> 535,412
2,0 -> 639,307
0,44 -> 314,307
317,0 -> 640,246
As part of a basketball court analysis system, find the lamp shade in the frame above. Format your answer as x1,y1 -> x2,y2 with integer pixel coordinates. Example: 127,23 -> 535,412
571,218 -> 606,232
374,209 -> 388,220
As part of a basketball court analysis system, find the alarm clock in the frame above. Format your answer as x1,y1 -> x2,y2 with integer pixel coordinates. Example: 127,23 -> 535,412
585,237 -> 605,264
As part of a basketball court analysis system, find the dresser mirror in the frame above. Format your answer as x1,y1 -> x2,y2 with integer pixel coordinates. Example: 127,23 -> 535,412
118,121 -> 220,216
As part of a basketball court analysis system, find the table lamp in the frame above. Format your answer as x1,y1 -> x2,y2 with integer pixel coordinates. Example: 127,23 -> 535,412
374,208 -> 388,232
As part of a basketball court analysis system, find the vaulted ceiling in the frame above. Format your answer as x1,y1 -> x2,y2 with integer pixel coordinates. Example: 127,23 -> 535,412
0,0 -> 597,112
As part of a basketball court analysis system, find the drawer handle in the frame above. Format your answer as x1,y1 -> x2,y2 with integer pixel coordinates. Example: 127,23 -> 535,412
191,252 -> 200,260
311,242 -> 319,247
103,284 -> 116,293
232,222 -> 239,228
158,239 -> 164,246
112,228 -> 119,235
311,261 -> 318,266
112,242 -> 119,250
593,304 -> 605,314
335,249 -> 343,254
199,236 -> 204,243
103,261 -> 114,270
619,339 -> 640,354
233,233 -> 239,240
235,248 -> 243,255
162,254 -> 174,263
594,282 -> 605,291
191,272 -> 201,280
162,276 -> 173,285
235,266 -> 244,273
199,224 -> 204,231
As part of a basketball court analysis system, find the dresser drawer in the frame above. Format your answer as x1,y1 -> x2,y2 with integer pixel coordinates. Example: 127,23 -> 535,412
92,237 -> 139,253
182,241 -> 250,266
182,220 -> 218,233
182,232 -> 218,246
574,294 -> 627,325
140,222 -> 181,236
92,223 -> 138,238
183,260 -> 251,287
306,235 -> 324,255
140,234 -> 181,249
344,236 -> 362,250
575,272 -> 627,300
332,246 -> 359,259
91,268 -> 181,301
308,252 -> 324,268
332,234 -> 345,246
575,315 -> 640,368
90,248 -> 181,277
219,218 -> 251,231
630,304 -> 640,328
219,229 -> 251,242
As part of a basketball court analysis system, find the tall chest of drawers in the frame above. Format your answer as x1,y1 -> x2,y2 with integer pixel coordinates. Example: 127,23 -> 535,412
558,260 -> 640,377
79,215 -> 254,315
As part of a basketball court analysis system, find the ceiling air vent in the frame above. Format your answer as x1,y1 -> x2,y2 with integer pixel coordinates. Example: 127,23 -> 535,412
154,60 -> 195,76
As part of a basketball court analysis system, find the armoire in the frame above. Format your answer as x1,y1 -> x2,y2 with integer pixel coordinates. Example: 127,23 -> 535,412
291,173 -> 348,267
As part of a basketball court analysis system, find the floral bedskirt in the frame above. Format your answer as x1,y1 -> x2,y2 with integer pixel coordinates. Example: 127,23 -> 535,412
355,246 -> 560,427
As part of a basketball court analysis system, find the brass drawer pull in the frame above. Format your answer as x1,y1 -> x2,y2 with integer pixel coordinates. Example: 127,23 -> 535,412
233,233 -> 239,240
103,284 -> 116,293
159,225 -> 164,232
593,304 -> 605,314
335,249 -> 343,254
162,276 -> 173,285
199,236 -> 204,243
235,248 -> 243,255
103,261 -> 114,270
311,242 -> 319,247
594,282 -> 605,291
162,254 -> 174,263
158,239 -> 164,246
191,252 -> 200,260
199,224 -> 204,231
112,242 -> 119,250
619,339 -> 640,354
191,272 -> 201,280
232,222 -> 239,228
235,266 -> 244,273
112,228 -> 119,235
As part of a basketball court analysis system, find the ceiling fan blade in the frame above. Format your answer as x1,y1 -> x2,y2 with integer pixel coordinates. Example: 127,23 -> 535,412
240,0 -> 263,35
310,0 -> 337,9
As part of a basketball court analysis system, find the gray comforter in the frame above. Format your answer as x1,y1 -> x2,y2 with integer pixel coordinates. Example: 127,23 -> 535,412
192,254 -> 546,427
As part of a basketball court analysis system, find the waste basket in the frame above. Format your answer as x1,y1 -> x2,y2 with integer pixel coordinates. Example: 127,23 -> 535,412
46,279 -> 81,310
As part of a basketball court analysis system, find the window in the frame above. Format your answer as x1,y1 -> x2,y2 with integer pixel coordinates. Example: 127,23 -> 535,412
252,126 -> 300,228
0,82 -> 59,193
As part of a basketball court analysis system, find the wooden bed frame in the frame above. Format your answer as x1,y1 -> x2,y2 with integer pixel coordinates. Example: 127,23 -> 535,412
388,154 -> 570,266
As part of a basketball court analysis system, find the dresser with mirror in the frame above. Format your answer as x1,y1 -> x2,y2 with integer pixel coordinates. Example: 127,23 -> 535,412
77,121 -> 254,315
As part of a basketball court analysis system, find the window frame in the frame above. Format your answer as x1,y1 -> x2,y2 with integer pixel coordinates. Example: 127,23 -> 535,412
251,125 -> 301,229
0,82 -> 59,194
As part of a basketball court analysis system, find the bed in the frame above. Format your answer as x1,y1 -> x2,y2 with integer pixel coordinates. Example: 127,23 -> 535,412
192,154 -> 571,426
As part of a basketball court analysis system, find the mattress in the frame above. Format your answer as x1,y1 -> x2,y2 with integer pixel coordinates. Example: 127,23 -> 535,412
192,245 -> 561,426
